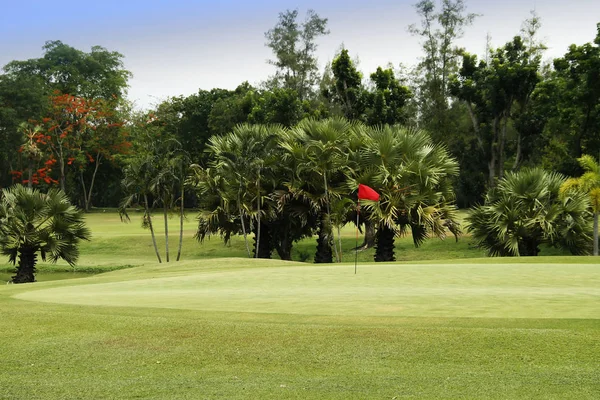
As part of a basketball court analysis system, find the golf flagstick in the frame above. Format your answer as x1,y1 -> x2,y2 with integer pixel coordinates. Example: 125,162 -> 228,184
355,200 -> 360,274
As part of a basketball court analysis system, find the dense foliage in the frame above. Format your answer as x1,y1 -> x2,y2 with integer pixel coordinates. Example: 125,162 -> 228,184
0,185 -> 91,282
0,5 -> 598,263
468,168 -> 592,256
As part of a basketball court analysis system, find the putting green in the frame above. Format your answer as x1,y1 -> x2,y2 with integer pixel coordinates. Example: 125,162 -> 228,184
14,260 -> 600,318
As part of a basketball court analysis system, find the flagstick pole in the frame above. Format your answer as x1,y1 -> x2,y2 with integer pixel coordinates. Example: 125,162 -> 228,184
355,200 -> 360,275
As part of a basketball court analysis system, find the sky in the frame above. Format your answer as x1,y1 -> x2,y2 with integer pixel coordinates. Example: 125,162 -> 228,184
1,0 -> 599,109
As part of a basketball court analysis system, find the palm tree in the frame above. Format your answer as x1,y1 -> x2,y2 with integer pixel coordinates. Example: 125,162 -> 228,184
280,118 -> 353,263
0,185 -> 91,283
119,126 -> 167,263
561,155 -> 600,255
468,168 -> 592,256
353,125 -> 460,262
205,124 -> 282,258
119,152 -> 162,263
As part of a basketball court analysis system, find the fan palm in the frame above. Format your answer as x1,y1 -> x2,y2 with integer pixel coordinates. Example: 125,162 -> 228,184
468,168 -> 592,256
561,155 -> 600,255
353,125 -> 460,262
0,185 -> 91,283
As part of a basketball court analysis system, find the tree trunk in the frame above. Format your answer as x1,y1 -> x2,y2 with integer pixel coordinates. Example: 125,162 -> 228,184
374,225 -> 396,262
144,194 -> 162,263
255,173 -> 261,259
358,220 -> 376,250
512,131 -> 522,171
323,172 -> 339,263
274,228 -> 293,261
314,215 -> 333,263
177,176 -> 184,262
163,201 -> 170,263
337,225 -> 343,262
85,152 -> 102,211
79,171 -> 89,211
238,181 -> 251,258
594,212 -> 598,256
488,116 -> 499,187
498,114 -> 508,180
518,236 -> 540,256
58,145 -> 66,192
12,246 -> 37,284
253,222 -> 272,259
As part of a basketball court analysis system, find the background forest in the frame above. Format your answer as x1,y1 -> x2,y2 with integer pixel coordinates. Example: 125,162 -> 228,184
1,1 -> 599,262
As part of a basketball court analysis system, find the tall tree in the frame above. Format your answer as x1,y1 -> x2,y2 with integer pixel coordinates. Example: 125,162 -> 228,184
409,0 -> 477,138
3,40 -> 130,100
323,48 -> 365,120
450,36 -> 541,186
265,9 -> 329,100
280,118 -> 353,263
366,67 -> 413,126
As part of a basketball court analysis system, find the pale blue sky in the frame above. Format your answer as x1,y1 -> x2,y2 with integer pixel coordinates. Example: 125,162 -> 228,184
1,0 -> 599,108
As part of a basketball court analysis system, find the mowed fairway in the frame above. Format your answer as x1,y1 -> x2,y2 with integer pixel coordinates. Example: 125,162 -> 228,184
1,213 -> 600,399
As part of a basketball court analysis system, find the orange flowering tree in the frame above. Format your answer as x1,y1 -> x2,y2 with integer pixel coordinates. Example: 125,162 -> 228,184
12,92 -> 130,210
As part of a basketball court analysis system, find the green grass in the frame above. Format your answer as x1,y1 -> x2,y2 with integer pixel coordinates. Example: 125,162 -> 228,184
0,212 -> 599,399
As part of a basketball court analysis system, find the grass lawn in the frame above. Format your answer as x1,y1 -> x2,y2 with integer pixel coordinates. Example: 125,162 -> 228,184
0,212 -> 599,398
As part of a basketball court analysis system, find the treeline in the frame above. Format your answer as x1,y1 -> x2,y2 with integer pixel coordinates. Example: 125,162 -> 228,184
0,2 -> 599,259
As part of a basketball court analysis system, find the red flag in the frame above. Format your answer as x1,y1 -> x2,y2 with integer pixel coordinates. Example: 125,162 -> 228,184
358,184 -> 380,201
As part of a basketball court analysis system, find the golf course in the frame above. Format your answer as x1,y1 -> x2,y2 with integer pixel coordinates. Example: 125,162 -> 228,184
0,213 -> 599,399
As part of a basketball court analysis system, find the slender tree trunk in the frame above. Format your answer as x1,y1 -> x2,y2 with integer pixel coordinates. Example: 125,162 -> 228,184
238,181 -> 251,258
12,246 -> 37,283
144,194 -> 162,263
79,171 -> 89,211
255,172 -> 261,259
59,148 -> 66,192
177,174 -> 184,262
512,131 -> 522,171
488,116 -> 499,187
594,212 -> 598,256
163,201 -> 169,263
498,114 -> 508,180
465,102 -> 484,151
324,172 -> 339,263
85,152 -> 102,211
337,225 -> 343,262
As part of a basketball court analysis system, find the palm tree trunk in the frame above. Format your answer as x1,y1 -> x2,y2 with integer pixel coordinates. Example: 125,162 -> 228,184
337,225 -> 343,262
594,212 -> 598,256
144,194 -> 162,263
238,181 -> 251,258
163,201 -> 170,262
12,246 -> 37,283
374,225 -> 396,262
323,172 -> 339,263
314,215 -> 333,263
177,176 -> 184,262
255,172 -> 261,259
